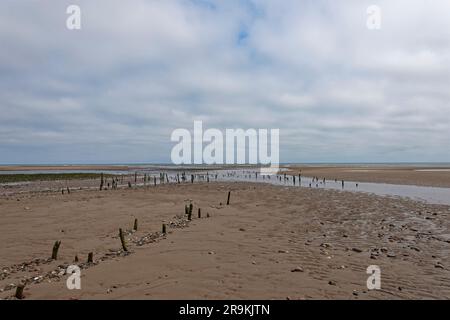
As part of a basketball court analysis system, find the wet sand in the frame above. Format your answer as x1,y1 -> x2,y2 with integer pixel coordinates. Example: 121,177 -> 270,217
286,165 -> 450,188
1,181 -> 449,299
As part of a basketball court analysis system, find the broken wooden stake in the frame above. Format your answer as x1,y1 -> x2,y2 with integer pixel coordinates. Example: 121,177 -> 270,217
198,208 -> 201,218
227,191 -> 231,205
15,284 -> 25,299
87,252 -> 93,263
133,218 -> 138,231
119,228 -> 128,252
100,173 -> 104,191
51,240 -> 61,260
162,224 -> 166,234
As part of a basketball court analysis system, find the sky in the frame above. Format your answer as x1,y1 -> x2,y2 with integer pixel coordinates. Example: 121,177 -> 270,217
1,0 -> 450,164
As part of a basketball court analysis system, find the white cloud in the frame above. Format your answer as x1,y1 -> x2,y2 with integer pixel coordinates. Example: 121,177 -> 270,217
0,0 -> 450,163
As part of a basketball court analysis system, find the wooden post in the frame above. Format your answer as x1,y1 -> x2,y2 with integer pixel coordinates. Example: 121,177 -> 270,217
51,240 -> 61,260
185,205 -> 189,215
100,173 -> 104,191
15,284 -> 25,299
227,191 -> 231,205
119,228 -> 128,252
189,203 -> 193,215
198,208 -> 201,218
133,218 -> 138,231
162,224 -> 166,234
74,255 -> 79,263
87,252 -> 93,263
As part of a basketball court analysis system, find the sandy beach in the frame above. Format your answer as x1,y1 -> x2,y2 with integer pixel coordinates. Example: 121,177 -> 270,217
286,165 -> 450,188
1,172 -> 449,300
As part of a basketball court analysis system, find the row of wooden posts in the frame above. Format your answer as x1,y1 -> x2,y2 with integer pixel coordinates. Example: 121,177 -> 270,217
17,188 -> 232,299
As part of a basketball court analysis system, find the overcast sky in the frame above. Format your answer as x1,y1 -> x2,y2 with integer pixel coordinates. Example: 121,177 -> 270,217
1,0 -> 450,164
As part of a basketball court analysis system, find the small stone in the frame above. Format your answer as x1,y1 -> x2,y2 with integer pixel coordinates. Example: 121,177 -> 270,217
291,266 -> 304,273
352,248 -> 363,253
278,250 -> 289,254
435,262 -> 444,269
239,228 -> 246,232
328,280 -> 337,286
208,251 -> 215,255
387,253 -> 396,258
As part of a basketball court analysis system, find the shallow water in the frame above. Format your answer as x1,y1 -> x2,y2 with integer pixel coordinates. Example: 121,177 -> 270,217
208,169 -> 450,206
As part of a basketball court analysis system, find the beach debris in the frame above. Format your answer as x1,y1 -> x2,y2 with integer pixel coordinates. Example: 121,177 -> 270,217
87,252 -> 94,263
15,284 -> 25,299
291,266 -> 304,273
119,228 -> 128,252
51,241 -> 61,260
133,218 -> 138,231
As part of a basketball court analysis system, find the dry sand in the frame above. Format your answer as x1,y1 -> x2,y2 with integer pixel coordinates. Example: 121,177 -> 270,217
286,165 -> 450,188
1,181 -> 449,300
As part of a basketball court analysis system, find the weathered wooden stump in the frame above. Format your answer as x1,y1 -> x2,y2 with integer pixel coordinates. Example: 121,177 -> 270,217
198,208 -> 201,218
227,191 -> 231,205
162,224 -> 166,234
51,240 -> 61,260
15,284 -> 25,299
119,228 -> 128,252
133,218 -> 138,231
87,252 -> 93,263
100,173 -> 104,191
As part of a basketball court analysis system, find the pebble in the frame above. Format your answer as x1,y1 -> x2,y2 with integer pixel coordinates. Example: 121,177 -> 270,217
435,262 -> 444,269
278,250 -> 289,254
291,267 -> 304,273
328,280 -> 337,286
352,248 -> 363,253
387,253 -> 396,258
